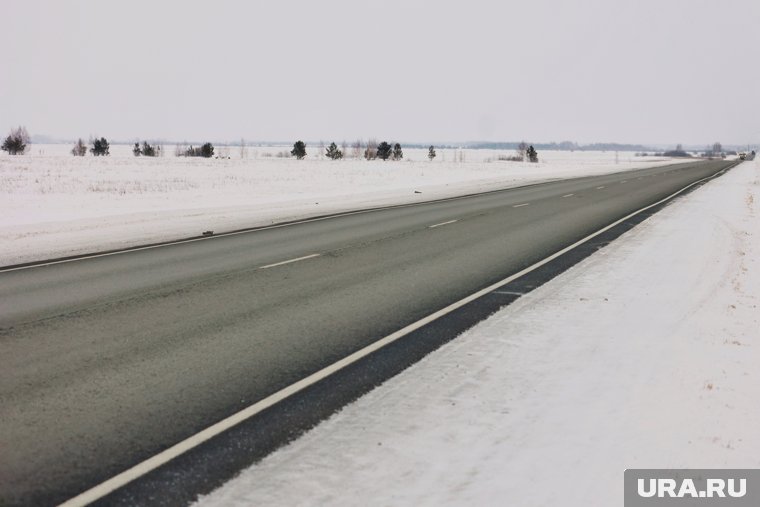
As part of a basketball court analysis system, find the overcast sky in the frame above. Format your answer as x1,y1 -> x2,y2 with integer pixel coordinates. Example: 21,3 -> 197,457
2,0 -> 758,146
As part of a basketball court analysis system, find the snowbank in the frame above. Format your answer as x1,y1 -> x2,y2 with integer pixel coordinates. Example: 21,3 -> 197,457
196,158 -> 760,506
1,146 -> 680,266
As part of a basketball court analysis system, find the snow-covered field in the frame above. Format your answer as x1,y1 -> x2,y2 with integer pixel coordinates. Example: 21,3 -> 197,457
196,159 -> 760,506
1,145 -> 680,266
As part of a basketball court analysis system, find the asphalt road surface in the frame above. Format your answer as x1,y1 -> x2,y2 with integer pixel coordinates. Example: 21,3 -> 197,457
0,160 -> 735,505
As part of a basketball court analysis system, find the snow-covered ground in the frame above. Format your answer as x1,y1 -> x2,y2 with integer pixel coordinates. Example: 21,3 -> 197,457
1,145 -> 680,266
196,159 -> 760,506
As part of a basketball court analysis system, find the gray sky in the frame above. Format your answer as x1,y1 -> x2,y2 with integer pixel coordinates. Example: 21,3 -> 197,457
2,0 -> 758,145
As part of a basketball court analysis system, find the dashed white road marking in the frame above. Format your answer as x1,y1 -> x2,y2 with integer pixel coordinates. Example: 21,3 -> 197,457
596,186 -> 605,190
562,194 -> 574,198
513,203 -> 530,208
620,180 -> 627,184
57,165 -> 733,507
428,219 -> 458,229
259,254 -> 320,269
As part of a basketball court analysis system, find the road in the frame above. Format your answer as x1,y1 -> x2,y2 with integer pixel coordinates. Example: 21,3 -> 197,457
0,160 -> 735,505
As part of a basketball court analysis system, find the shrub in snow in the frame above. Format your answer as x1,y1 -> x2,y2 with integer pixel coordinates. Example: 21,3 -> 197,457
325,142 -> 343,160
183,143 -> 214,157
291,140 -> 306,160
392,143 -> 403,161
134,141 -> 158,157
71,138 -> 87,156
377,141 -> 392,161
141,142 -> 157,157
2,126 -> 30,155
364,139 -> 378,160
499,154 -> 524,162
428,145 -> 436,161
200,143 -> 213,158
91,137 -> 110,156
515,141 -> 529,162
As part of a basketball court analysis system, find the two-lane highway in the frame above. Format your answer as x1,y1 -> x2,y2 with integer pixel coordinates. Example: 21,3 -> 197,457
0,160 -> 735,505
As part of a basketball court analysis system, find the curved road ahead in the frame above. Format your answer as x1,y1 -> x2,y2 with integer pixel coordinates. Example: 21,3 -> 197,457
0,160 -> 735,505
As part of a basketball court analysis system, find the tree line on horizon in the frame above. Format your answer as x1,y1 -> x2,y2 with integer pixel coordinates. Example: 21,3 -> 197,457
0,127 -> 526,163
8,125 -> 741,161
1,125 -> 536,164
290,140 -> 424,161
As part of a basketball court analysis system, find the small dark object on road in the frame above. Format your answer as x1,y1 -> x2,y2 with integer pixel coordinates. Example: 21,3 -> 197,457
414,190 -> 422,194
202,231 -> 214,236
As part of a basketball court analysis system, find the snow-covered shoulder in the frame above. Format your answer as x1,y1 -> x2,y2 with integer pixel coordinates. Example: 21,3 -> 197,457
196,159 -> 760,506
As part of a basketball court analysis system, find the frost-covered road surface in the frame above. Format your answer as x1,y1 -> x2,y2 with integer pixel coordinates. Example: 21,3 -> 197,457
198,159 -> 760,507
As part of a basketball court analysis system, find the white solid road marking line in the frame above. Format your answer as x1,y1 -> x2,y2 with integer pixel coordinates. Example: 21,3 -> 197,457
58,167 -> 732,507
620,180 -> 627,184
562,193 -> 574,198
428,219 -> 458,228
513,203 -> 530,208
596,186 -> 605,189
259,254 -> 320,269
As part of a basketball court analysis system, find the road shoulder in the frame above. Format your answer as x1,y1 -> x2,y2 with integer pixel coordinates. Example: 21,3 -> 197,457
197,160 -> 760,506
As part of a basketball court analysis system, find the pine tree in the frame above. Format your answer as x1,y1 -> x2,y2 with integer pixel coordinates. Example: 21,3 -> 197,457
91,137 -> 110,156
291,140 -> 306,159
142,141 -> 157,157
428,145 -> 436,161
200,142 -> 214,158
392,143 -> 403,160
1,126 -> 30,155
133,143 -> 141,156
377,141 -> 392,161
325,142 -> 343,160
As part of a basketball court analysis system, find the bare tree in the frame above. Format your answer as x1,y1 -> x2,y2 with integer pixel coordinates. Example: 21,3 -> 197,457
341,140 -> 348,158
240,138 -> 247,159
516,141 -> 528,162
364,138 -> 378,160
71,138 -> 87,156
352,139 -> 363,159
